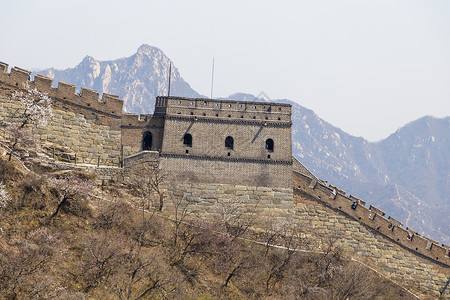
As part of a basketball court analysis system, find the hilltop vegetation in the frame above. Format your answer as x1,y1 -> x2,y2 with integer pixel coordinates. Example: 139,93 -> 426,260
0,155 -> 414,299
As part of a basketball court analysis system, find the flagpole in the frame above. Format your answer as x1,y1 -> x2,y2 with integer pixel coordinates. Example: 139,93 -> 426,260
210,57 -> 215,99
167,62 -> 172,97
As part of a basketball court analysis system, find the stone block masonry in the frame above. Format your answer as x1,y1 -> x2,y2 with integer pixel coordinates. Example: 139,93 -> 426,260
0,94 -> 122,164
295,199 -> 449,297
163,182 -> 293,216
159,155 -> 292,188
121,113 -> 165,157
162,176 -> 449,297
0,62 -> 123,163
0,64 -> 123,120
295,173 -> 450,265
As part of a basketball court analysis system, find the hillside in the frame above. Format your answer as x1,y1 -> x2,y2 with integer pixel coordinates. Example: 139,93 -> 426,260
0,153 -> 413,299
35,44 -> 449,244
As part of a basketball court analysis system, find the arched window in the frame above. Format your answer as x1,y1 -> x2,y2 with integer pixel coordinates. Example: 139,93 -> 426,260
225,136 -> 234,149
183,133 -> 192,147
142,131 -> 152,151
266,138 -> 274,152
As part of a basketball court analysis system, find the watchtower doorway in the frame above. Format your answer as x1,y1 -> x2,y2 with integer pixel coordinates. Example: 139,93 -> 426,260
266,138 -> 274,152
142,131 -> 153,151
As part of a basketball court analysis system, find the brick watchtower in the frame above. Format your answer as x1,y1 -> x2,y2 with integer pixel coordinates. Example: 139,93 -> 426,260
154,96 -> 293,188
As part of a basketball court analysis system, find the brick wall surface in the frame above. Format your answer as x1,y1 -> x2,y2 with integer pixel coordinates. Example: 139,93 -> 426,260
161,117 -> 292,161
159,156 -> 293,188
121,114 -> 165,157
158,96 -> 293,188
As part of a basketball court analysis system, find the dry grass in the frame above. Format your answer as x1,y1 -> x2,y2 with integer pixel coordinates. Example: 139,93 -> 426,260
0,156 -> 418,299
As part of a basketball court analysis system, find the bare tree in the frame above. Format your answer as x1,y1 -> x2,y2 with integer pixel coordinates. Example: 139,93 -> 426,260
327,261 -> 383,299
218,196 -> 260,241
221,243 -> 260,289
5,84 -> 52,161
79,230 -> 127,293
112,243 -> 163,300
264,222 -> 304,292
133,165 -> 167,211
148,167 -> 167,212
0,228 -> 66,298
170,195 -> 192,247
316,237 -> 341,286
48,175 -> 93,222
4,123 -> 37,161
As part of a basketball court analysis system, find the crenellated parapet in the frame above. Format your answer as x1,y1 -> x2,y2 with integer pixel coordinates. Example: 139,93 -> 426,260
122,113 -> 158,127
156,95 -> 292,123
0,62 -> 124,118
294,172 -> 450,267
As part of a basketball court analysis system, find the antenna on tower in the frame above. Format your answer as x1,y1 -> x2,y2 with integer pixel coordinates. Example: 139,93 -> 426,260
167,62 -> 172,97
210,57 -> 215,99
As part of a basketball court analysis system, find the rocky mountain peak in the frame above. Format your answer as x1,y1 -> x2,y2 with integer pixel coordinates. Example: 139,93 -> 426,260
137,44 -> 164,57
78,56 -> 99,70
81,55 -> 96,63
36,45 -> 202,114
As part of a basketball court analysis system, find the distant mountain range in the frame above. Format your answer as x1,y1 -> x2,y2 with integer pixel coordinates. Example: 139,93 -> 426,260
35,44 -> 449,244
289,104 -> 449,245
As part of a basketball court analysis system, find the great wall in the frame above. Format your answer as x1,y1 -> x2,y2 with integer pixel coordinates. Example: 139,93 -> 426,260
0,62 -> 448,298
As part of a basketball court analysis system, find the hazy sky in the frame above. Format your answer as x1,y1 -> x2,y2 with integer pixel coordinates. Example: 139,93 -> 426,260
1,0 -> 449,141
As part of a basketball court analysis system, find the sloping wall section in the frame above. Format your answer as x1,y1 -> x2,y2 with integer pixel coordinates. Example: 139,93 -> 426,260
294,172 -> 449,298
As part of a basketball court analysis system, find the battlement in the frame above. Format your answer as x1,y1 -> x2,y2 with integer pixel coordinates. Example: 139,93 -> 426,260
294,172 -> 450,266
368,205 -> 386,217
349,194 -> 366,206
0,62 -> 124,117
156,96 -> 292,123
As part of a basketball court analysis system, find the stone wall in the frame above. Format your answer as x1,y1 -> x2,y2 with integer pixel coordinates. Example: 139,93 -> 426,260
163,182 -> 293,216
0,64 -> 294,190
161,173 -> 449,297
0,94 -> 122,164
294,173 -> 450,264
293,157 -> 318,180
0,63 -> 123,163
293,172 -> 450,298
3,62 -> 447,297
124,151 -> 159,168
